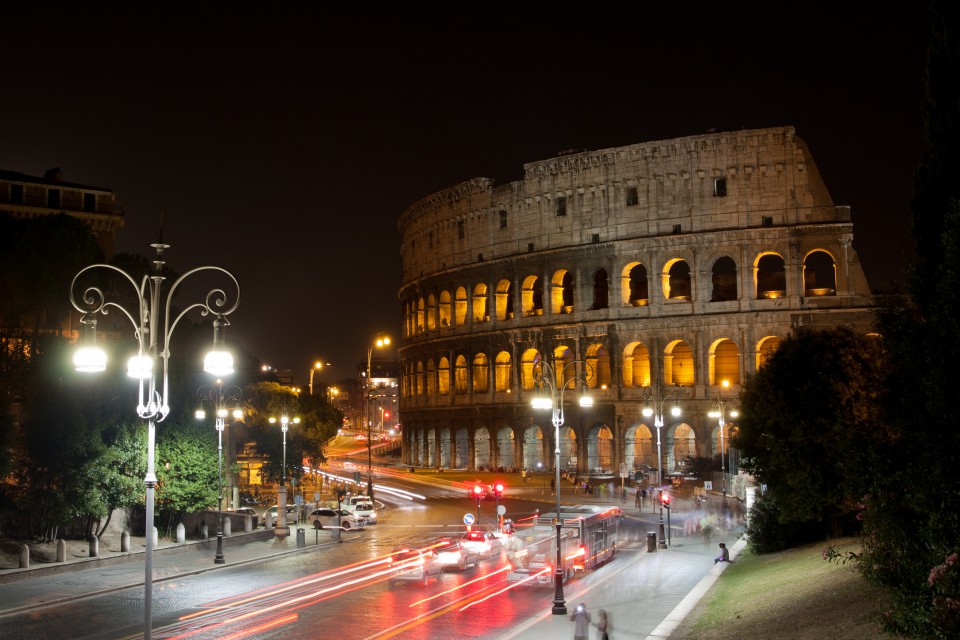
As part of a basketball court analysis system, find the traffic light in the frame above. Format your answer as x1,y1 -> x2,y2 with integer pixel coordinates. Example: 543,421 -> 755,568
661,492 -> 671,510
494,482 -> 504,500
337,488 -> 347,503
472,483 -> 484,505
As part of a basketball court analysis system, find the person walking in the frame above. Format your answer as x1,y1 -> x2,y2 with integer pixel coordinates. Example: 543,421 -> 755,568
595,608 -> 610,640
570,602 -> 592,640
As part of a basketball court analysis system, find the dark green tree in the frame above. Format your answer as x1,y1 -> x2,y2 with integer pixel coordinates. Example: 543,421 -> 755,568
155,421 -> 218,536
734,327 -> 887,543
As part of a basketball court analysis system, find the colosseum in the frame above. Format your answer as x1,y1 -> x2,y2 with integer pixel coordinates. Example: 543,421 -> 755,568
396,126 -> 874,491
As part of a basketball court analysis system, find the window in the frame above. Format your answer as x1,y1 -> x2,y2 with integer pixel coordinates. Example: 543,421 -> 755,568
713,178 -> 727,197
83,193 -> 96,212
556,196 -> 567,216
10,184 -> 23,204
48,188 -> 61,208
626,187 -> 638,206
499,210 -> 508,228
457,220 -> 464,239
762,216 -> 773,227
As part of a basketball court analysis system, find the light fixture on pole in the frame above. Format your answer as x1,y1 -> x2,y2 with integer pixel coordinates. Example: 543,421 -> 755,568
195,380 -> 243,564
309,360 -> 330,396
531,355 -> 593,616
365,334 -> 390,501
268,413 -> 300,540
642,384 -> 683,549
70,241 -> 239,640
708,379 -> 738,498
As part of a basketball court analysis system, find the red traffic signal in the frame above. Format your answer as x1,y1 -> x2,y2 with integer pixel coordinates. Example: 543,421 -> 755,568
473,483 -> 484,503
661,492 -> 671,508
494,482 -> 504,499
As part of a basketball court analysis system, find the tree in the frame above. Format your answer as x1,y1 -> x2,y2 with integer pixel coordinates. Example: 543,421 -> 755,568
734,327 -> 887,541
155,422 -> 218,536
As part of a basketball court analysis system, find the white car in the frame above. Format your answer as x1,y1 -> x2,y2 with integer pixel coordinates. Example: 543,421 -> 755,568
308,508 -> 362,530
344,496 -> 377,523
460,530 -> 502,559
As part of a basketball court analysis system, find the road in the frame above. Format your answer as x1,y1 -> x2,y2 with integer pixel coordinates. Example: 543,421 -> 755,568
0,470 -> 666,640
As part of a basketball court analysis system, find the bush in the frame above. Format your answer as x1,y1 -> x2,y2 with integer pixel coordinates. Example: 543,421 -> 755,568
745,493 -> 829,554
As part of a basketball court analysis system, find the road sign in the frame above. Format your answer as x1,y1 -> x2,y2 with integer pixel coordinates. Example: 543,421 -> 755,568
463,513 -> 476,525
619,463 -> 628,478
497,505 -> 506,516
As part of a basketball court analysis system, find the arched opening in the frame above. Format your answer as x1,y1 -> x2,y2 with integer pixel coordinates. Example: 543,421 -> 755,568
454,287 -> 467,326
626,424 -> 655,471
523,425 -> 545,470
495,351 -> 512,392
710,338 -> 740,385
455,355 -> 468,394
622,262 -> 649,306
520,348 -> 542,390
622,341 -> 651,388
665,340 -> 695,386
522,275 -> 544,316
416,297 -> 425,333
425,359 -> 436,396
585,343 -> 611,389
710,256 -> 738,301
439,290 -> 452,328
663,259 -> 692,300
415,361 -> 424,396
756,336 -> 782,370
803,250 -> 837,296
755,253 -> 786,299
455,428 -> 470,468
670,423 -> 696,473
475,427 -> 491,468
426,294 -> 437,330
472,353 -> 489,393
592,268 -> 609,310
496,427 -> 516,469
588,425 -> 614,472
472,283 -> 488,321
495,279 -> 514,320
551,269 -> 574,313
438,357 -> 451,395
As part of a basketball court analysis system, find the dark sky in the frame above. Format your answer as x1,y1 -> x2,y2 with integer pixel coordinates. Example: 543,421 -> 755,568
2,4 -> 929,385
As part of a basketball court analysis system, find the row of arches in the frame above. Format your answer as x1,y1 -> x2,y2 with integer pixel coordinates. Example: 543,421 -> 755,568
404,420 -> 734,477
402,249 -> 839,337
401,337 -> 782,399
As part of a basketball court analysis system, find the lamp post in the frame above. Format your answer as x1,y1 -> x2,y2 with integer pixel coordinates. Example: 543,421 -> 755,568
365,334 -> 390,501
708,379 -> 738,498
195,380 -> 243,564
269,413 -> 300,540
531,356 -> 593,616
309,360 -> 330,396
70,241 -> 239,640
642,384 -> 683,549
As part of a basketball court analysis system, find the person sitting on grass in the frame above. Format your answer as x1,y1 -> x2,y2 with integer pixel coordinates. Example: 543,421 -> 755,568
714,542 -> 730,564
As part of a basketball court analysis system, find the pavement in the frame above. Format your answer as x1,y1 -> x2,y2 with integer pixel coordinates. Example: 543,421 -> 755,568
0,483 -> 745,639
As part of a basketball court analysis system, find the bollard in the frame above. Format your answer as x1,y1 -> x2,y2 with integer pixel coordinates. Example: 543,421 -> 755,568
296,528 -> 305,548
121,530 -> 130,552
88,535 -> 99,557
176,522 -> 186,544
152,526 -> 159,547
223,517 -> 232,537
265,512 -> 274,528
57,538 -> 66,562
200,521 -> 209,540
244,515 -> 253,533
646,531 -> 657,553
19,544 -> 29,568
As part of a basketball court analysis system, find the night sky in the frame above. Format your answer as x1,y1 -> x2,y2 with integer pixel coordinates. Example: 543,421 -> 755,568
2,4 -> 929,385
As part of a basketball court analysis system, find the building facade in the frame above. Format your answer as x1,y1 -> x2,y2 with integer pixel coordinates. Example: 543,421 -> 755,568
396,126 -> 875,481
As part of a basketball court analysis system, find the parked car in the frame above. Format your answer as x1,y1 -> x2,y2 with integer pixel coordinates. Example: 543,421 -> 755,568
224,507 -> 259,528
343,496 -> 377,523
264,504 -> 299,523
435,539 -> 480,570
387,548 -> 444,586
308,508 -> 362,530
460,530 -> 502,559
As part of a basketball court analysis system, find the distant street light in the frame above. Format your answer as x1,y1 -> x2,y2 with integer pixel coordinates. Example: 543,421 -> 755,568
531,356 -> 593,616
642,384 -> 684,549
365,334 -> 390,501
195,380 -> 243,564
70,241 -> 239,640
708,379 -> 738,497
309,360 -> 330,396
269,413 -> 301,540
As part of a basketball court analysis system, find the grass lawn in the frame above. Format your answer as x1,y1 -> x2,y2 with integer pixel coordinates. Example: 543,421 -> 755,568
672,538 -> 903,640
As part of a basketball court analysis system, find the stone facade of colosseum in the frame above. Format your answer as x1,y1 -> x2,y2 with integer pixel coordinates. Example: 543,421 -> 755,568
396,126 -> 874,490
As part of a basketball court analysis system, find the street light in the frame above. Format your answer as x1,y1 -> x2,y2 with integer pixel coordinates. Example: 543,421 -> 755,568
195,380 -> 243,564
309,360 -> 330,396
531,356 -> 593,616
708,379 -> 738,497
268,413 -> 301,540
365,334 -> 390,501
70,241 -> 239,640
642,384 -> 683,549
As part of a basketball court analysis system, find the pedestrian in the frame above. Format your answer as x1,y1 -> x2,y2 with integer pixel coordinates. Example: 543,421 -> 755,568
714,542 -> 730,564
570,602 -> 592,640
595,608 -> 610,640
635,488 -> 641,510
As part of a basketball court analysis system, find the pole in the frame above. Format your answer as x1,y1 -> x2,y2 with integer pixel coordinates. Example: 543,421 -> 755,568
552,363 -> 567,616
215,414 -> 225,564
144,418 -> 156,639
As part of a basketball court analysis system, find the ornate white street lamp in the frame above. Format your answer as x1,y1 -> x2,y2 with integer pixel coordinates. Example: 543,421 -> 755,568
70,241 -> 239,640
195,380 -> 243,564
531,356 -> 593,616
642,384 -> 684,548
365,334 -> 390,501
708,379 -> 738,497
268,413 -> 300,540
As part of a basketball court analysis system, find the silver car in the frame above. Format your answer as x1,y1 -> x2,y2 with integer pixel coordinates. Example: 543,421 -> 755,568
388,548 -> 444,586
